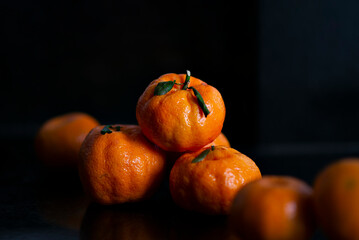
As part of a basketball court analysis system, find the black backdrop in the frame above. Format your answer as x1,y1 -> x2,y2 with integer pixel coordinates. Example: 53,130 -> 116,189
0,0 -> 258,150
1,0 -> 359,158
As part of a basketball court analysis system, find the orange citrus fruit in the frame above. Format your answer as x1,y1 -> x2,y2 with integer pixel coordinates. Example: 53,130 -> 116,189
230,176 -> 315,240
136,71 -> 225,152
313,158 -> 359,240
169,145 -> 261,214
78,124 -> 166,205
35,112 -> 99,168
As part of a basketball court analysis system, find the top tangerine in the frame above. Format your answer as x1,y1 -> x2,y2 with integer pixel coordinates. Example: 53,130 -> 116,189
136,71 -> 225,152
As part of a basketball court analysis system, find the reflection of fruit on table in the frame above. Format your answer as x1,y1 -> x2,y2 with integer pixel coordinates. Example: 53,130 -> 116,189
168,210 -> 233,240
80,203 -> 168,240
36,180 -> 90,231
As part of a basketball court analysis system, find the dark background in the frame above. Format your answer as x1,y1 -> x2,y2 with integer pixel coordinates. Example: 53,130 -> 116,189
1,0 -> 359,239
0,0 -> 258,144
1,0 -> 358,155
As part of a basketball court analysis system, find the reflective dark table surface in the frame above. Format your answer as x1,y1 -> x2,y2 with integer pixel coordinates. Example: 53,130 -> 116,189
2,138 -> 351,239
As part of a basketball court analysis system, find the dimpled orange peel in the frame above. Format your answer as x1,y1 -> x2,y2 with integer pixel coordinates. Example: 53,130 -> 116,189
79,124 -> 167,205
169,145 -> 261,214
136,71 -> 225,152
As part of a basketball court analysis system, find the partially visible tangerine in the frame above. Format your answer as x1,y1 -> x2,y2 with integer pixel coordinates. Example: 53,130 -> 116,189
79,124 -> 167,205
35,112 -> 99,168
206,132 -> 230,148
166,132 -> 231,171
169,145 -> 261,214
313,158 -> 359,240
229,176 -> 315,240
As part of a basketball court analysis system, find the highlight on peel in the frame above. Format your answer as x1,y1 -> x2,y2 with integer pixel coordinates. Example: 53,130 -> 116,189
35,112 -> 99,168
136,71 -> 226,152
169,145 -> 261,215
78,124 -> 167,205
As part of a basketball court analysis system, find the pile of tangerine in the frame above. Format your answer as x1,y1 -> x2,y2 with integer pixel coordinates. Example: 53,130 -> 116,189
36,71 -> 359,240
77,70 -> 262,214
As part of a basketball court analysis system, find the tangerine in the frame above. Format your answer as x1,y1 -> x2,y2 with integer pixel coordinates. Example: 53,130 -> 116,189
79,124 -> 167,204
136,71 -> 225,152
169,145 -> 261,214
35,112 -> 99,168
313,158 -> 359,240
229,176 -> 315,240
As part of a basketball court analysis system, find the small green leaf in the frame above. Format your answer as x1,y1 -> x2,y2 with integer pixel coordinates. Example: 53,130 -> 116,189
189,87 -> 210,117
101,125 -> 113,135
192,148 -> 211,163
182,70 -> 191,90
154,80 -> 176,95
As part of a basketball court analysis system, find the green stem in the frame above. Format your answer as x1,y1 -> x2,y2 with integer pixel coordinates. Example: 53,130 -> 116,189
192,145 -> 215,163
182,70 -> 191,90
101,125 -> 113,135
100,125 -> 121,135
192,148 -> 211,163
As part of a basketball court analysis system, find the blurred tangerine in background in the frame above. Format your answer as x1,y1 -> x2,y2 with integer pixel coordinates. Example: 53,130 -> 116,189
229,176 -> 315,240
35,112 -> 99,169
313,158 -> 359,240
